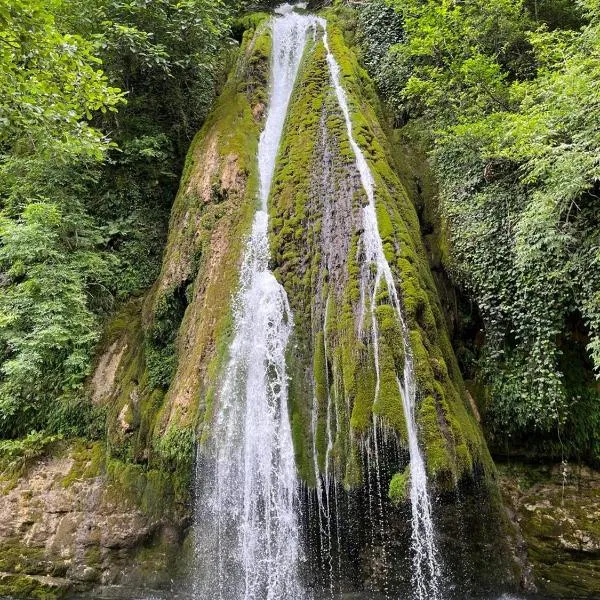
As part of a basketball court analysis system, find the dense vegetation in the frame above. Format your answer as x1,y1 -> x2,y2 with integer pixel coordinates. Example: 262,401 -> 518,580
358,0 -> 600,463
0,0 -> 234,438
1,0 -> 598,469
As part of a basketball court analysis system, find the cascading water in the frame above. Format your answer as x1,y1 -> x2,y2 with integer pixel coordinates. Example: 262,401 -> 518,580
193,5 -> 442,598
317,19 -> 443,600
192,7 -> 314,599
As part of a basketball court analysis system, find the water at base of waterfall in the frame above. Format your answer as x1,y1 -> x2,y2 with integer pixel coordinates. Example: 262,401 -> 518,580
68,592 -> 549,600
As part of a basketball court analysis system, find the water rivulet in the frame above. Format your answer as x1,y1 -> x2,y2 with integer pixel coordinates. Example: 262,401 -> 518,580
191,4 -> 516,599
318,20 -> 441,599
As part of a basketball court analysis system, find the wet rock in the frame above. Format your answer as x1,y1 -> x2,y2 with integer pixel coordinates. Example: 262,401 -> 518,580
499,461 -> 600,597
0,443 -> 188,599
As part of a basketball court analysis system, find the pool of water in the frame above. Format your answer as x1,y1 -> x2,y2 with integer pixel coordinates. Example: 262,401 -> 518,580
63,591 -> 584,600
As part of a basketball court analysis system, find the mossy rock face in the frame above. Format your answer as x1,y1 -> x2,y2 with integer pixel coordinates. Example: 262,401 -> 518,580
499,462 -> 600,597
148,18 -> 272,455
88,17 -> 274,481
0,441 -> 188,599
269,18 -> 491,491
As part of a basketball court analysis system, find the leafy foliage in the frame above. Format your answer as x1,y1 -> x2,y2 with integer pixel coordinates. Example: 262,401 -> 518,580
360,0 -> 600,461
0,0 -> 121,436
0,431 -> 63,477
59,0 -> 236,301
0,0 -> 236,438
0,0 -> 123,155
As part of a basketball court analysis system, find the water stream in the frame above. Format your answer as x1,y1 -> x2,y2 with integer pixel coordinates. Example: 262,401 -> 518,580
192,7 -> 313,600
317,19 -> 443,600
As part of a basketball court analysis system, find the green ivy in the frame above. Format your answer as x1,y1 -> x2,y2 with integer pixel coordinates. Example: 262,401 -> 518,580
358,0 -> 600,460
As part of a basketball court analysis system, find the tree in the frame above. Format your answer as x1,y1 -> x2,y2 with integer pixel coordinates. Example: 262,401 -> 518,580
0,0 -> 237,438
0,0 -> 123,436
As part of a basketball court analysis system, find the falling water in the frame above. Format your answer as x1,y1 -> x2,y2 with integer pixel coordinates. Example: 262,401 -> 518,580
193,4 -> 442,597
192,7 -> 314,600
318,19 -> 443,600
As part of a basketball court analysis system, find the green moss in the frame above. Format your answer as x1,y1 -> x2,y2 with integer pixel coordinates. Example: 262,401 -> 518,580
372,341 -> 408,439
105,458 -> 186,518
154,424 -> 195,473
419,395 -> 453,480
0,542 -> 49,575
343,444 -> 363,489
388,466 -> 410,505
232,13 -> 271,41
83,545 -> 102,569
130,542 -> 172,584
350,359 -> 376,432
372,300 -> 408,439
103,298 -> 145,345
266,33 -> 343,484
313,332 -> 328,471
0,573 -> 68,599
61,441 -> 104,488
291,407 -> 315,487
314,331 -> 327,405
110,21 -> 271,473
0,433 -> 64,493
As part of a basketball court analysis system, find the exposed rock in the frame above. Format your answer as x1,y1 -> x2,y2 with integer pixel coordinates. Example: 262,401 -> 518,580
499,461 -> 600,597
90,340 -> 128,405
0,443 -> 187,598
117,403 -> 134,435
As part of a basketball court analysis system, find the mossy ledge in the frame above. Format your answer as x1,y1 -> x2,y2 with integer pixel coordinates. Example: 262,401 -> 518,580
269,16 -> 492,493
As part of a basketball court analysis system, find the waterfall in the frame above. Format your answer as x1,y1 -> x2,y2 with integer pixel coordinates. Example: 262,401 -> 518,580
192,7 -> 313,599
317,19 -> 443,600
192,5 -> 442,598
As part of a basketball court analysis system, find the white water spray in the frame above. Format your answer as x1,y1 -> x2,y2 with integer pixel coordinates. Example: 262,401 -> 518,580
193,8 -> 314,600
193,6 -> 442,597
317,20 -> 443,600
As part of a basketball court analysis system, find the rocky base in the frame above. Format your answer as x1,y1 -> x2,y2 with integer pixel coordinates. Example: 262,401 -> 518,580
499,461 -> 600,598
0,442 -> 189,599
